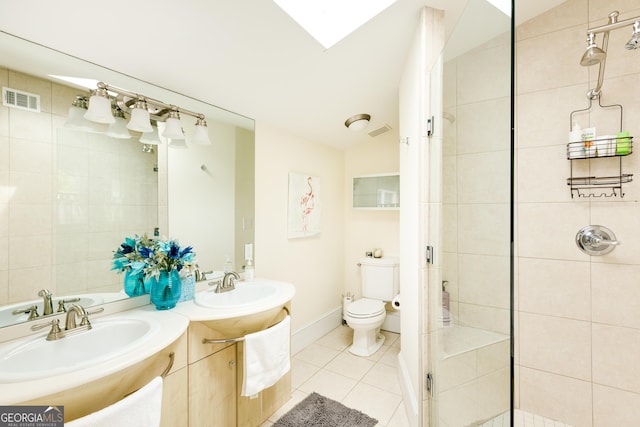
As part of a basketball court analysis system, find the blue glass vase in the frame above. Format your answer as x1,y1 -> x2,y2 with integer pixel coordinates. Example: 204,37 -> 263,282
123,270 -> 147,297
149,270 -> 182,310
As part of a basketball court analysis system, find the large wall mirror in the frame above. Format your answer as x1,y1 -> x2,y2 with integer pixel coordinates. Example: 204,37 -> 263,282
0,31 -> 255,328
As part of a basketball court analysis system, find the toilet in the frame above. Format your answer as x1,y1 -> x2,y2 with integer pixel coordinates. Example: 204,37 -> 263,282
344,256 -> 399,357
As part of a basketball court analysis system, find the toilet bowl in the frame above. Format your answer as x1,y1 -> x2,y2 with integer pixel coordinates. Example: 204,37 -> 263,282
344,298 -> 386,356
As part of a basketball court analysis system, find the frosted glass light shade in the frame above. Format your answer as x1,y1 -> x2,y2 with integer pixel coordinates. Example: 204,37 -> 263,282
106,116 -> 132,139
168,138 -> 188,149
162,117 -> 185,140
191,123 -> 211,145
65,106 -> 94,131
127,108 -> 153,133
84,95 -> 115,124
139,126 -> 161,145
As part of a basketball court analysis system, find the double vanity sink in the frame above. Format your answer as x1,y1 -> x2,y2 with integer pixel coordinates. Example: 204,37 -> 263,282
0,278 -> 295,405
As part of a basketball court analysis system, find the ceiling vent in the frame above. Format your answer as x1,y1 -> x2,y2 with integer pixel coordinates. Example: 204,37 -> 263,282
2,87 -> 40,113
368,123 -> 392,138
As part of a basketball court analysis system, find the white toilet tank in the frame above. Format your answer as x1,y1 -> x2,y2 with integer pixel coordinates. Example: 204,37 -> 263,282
360,257 -> 399,301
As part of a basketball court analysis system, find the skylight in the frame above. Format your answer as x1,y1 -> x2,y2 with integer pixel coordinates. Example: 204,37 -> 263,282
273,0 -> 397,49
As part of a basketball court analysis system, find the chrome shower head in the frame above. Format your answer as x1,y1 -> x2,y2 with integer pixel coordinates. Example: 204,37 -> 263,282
625,21 -> 640,50
580,33 -> 606,66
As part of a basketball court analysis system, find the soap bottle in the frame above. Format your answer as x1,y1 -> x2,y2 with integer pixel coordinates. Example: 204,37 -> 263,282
223,256 -> 233,273
244,259 -> 254,281
442,281 -> 451,326
568,123 -> 582,159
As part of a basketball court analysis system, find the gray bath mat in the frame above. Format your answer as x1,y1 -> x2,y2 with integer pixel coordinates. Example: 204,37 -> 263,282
273,392 -> 378,427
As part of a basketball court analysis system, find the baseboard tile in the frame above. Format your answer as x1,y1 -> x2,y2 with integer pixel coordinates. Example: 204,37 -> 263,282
291,306 -> 343,355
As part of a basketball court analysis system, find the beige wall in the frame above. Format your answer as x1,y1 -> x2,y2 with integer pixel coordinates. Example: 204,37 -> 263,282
254,122 -> 346,332
343,132 -> 400,299
516,0 -> 640,425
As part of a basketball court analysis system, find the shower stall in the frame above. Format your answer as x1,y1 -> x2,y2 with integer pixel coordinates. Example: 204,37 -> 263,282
417,0 -> 640,425
425,0 -> 513,425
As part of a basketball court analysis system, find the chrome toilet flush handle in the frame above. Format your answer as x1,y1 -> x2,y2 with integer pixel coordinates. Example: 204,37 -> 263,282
576,225 -> 620,255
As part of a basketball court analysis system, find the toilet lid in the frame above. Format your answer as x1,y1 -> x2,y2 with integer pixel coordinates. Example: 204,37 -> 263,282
347,298 -> 385,318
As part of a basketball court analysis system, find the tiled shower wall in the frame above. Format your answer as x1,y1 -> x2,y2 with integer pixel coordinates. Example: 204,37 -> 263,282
0,68 -> 158,305
516,0 -> 640,425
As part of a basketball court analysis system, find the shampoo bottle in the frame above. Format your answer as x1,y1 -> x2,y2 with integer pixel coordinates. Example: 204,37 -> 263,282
568,123 -> 582,159
442,281 -> 451,326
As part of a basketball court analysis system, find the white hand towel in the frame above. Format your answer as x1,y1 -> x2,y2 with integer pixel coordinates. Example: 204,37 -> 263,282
241,315 -> 291,397
67,376 -> 163,427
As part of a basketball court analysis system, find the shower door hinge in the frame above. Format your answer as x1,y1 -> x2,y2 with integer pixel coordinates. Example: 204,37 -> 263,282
399,137 -> 409,145
426,115 -> 434,137
426,372 -> 434,398
426,245 -> 434,264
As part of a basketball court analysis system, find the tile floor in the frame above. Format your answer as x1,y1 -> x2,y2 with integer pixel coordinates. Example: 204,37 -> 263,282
261,325 -> 410,427
481,410 -> 573,427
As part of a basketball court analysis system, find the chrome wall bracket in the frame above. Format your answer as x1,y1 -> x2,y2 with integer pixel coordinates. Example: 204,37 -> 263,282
576,225 -> 620,255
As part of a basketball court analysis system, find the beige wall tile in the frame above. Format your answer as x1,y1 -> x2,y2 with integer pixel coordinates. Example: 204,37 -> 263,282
457,97 -> 510,155
517,25 -> 589,95
8,265 -> 52,303
437,350 -> 476,392
519,366 -> 593,427
518,257 -> 591,320
8,235 -> 52,269
590,201 -> 640,265
517,83 -> 590,150
589,0 -> 640,22
477,340 -> 510,376
592,263 -> 640,329
457,44 -> 510,104
8,108 -> 52,143
458,254 -> 510,309
517,145 -> 573,203
458,203 -> 510,257
593,383 -> 640,427
458,151 -> 510,204
10,138 -> 52,174
519,312 -> 591,380
517,0 -> 588,41
517,202 -> 590,260
593,323 -> 640,393
0,236 -> 7,271
9,204 -> 52,237
458,303 -> 510,335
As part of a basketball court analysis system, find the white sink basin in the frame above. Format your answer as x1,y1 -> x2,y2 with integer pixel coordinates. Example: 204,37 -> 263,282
0,317 -> 152,383
0,307 -> 189,404
0,293 -> 122,326
194,281 -> 279,309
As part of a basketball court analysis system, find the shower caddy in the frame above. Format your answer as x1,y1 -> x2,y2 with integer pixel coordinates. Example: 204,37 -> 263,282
566,97 -> 633,198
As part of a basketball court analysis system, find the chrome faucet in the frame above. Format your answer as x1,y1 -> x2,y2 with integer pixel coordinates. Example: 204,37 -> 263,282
38,289 -> 54,316
214,272 -> 239,293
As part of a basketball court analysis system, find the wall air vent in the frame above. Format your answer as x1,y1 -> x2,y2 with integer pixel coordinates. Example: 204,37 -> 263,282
368,124 -> 392,138
2,87 -> 40,113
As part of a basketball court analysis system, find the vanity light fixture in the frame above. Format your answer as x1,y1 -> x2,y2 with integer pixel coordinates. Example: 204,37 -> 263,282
139,120 -> 162,145
84,83 -> 115,124
191,116 -> 212,145
106,107 -> 132,139
162,109 -> 185,140
344,113 -> 371,131
65,96 -> 94,131
79,81 -> 212,149
126,97 -> 154,133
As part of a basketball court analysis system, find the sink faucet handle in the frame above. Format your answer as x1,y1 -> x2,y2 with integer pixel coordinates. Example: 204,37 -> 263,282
13,305 -> 40,320
31,318 -> 65,341
57,297 -> 81,313
80,307 -> 105,326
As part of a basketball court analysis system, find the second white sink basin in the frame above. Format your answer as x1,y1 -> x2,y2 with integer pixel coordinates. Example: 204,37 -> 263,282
194,281 -> 279,309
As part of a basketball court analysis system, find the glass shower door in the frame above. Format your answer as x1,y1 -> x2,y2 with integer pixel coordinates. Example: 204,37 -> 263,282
428,0 -> 513,425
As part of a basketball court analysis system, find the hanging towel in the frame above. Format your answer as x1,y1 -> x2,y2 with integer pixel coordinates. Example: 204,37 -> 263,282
242,315 -> 291,397
67,376 -> 163,427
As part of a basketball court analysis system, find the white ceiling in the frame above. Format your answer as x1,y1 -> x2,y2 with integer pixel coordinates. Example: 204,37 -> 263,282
0,0 -> 566,149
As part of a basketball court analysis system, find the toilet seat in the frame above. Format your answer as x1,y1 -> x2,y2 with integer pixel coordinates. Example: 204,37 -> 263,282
346,298 -> 385,319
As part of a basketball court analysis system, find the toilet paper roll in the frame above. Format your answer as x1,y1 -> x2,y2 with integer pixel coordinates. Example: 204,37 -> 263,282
343,296 -> 353,316
391,294 -> 401,310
